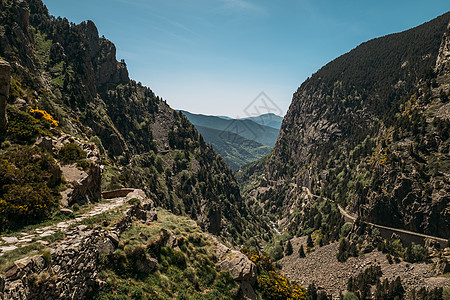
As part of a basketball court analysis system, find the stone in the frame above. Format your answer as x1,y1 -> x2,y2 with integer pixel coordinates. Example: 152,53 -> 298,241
135,256 -> 158,274
32,255 -> 46,272
106,232 -> 119,246
0,59 -> 10,133
97,238 -> 115,256
39,230 -> 55,238
239,281 -> 257,300
2,236 -> 19,243
60,208 -> 74,215
4,257 -> 33,280
434,259 -> 450,275
77,225 -> 88,231
216,241 -> 257,284
35,135 -> 53,153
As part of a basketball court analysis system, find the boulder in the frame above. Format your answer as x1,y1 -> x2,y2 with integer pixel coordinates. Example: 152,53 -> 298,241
61,162 -> 101,206
135,256 -> 158,274
60,208 -> 73,216
216,241 -> 257,284
97,238 -> 115,256
239,281 -> 257,300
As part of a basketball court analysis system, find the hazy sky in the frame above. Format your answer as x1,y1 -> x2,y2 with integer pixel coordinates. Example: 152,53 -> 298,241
43,0 -> 450,117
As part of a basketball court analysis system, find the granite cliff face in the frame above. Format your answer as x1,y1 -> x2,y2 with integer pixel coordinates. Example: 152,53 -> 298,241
243,13 -> 450,238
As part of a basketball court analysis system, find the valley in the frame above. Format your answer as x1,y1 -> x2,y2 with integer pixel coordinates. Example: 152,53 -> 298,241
0,0 -> 449,299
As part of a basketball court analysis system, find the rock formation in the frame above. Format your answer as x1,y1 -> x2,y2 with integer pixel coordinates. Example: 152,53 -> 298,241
0,59 -> 10,133
435,22 -> 450,75
216,239 -> 257,299
0,189 -> 156,299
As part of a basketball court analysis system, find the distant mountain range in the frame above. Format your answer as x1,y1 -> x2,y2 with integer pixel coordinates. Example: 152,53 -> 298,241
243,113 -> 283,130
181,111 -> 282,169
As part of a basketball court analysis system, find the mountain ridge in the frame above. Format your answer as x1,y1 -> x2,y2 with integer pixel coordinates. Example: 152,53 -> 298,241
241,11 -> 450,238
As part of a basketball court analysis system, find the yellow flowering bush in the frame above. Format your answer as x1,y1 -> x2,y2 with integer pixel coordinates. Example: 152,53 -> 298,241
30,108 -> 59,127
241,248 -> 274,272
258,271 -> 307,300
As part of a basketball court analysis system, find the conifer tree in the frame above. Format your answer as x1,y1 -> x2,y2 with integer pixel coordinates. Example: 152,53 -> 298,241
299,244 -> 306,258
285,240 -> 293,256
307,234 -> 314,248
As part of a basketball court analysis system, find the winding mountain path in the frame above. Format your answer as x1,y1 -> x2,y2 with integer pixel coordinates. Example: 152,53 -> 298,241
0,193 -> 130,256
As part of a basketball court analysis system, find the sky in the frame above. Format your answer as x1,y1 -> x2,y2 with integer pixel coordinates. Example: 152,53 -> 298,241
43,0 -> 450,118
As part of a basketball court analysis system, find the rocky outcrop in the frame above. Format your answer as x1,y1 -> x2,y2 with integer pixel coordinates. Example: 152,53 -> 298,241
0,189 -> 158,299
67,163 -> 102,205
216,240 -> 257,299
0,59 -> 10,133
435,22 -> 450,75
0,226 -> 116,299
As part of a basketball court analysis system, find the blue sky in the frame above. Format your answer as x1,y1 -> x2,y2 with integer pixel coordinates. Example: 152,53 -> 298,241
43,0 -> 450,117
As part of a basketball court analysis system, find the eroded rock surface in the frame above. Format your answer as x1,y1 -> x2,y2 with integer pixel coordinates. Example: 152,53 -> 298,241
0,59 -> 10,133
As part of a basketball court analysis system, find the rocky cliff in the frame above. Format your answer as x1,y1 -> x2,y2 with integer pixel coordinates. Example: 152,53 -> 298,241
0,0 -> 269,244
241,13 -> 450,238
0,59 -> 9,133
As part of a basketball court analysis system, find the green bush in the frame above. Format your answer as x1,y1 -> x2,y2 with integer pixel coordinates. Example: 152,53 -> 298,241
58,143 -> 86,163
341,222 -> 353,237
405,243 -> 428,263
6,107 -> 50,144
0,146 -> 61,230
343,292 -> 359,300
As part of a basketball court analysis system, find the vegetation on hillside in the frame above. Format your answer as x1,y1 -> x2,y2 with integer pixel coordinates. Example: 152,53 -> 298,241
239,11 -> 450,238
0,0 -> 270,245
93,209 -> 239,299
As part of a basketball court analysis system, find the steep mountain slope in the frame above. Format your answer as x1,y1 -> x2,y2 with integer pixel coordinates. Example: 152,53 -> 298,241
195,125 -> 272,170
0,0 -> 270,244
181,110 -> 279,147
241,12 -> 450,238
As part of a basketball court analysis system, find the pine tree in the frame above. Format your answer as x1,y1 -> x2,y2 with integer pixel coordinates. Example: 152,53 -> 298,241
307,234 -> 314,248
299,244 -> 306,258
285,240 -> 293,256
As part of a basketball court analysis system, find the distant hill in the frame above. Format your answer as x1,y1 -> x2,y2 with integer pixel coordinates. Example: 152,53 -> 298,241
180,111 -> 280,170
195,125 -> 272,170
181,111 -> 279,146
243,113 -> 283,130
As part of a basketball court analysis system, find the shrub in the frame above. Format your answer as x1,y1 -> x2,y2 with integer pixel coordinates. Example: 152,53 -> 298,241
405,243 -> 428,263
258,271 -> 307,300
7,107 -> 44,144
341,222 -> 353,237
29,108 -> 59,127
0,146 -> 61,230
343,292 -> 359,300
58,143 -> 86,163
127,198 -> 141,206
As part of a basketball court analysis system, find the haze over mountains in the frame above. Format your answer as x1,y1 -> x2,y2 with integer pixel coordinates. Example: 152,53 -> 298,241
181,110 -> 282,169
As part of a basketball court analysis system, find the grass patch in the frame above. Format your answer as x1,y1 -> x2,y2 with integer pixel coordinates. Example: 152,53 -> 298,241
93,209 -> 239,299
0,243 -> 44,272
